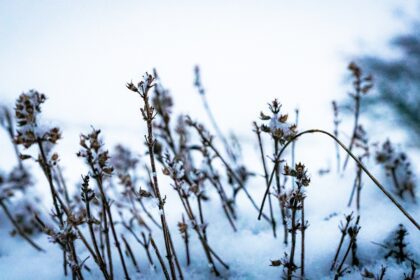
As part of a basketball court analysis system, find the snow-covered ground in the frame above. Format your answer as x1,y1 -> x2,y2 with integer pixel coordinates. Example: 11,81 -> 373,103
0,1 -> 419,279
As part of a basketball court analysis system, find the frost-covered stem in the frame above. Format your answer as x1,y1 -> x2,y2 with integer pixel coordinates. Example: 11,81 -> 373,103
254,123 -> 276,237
126,228 -> 156,270
206,175 -> 237,231
90,168 -> 130,280
292,108 -> 299,183
68,241 -> 84,280
121,234 -> 140,273
343,89 -> 361,171
56,165 -> 71,207
208,246 -> 229,270
182,193 -> 221,275
331,215 -> 351,271
127,192 -> 151,232
275,139 -> 288,245
194,67 -> 234,163
64,250 -> 68,278
141,233 -> 156,269
287,204 -> 297,280
258,129 -> 420,230
182,215 -> 190,266
36,139 -> 69,276
334,240 -> 353,280
332,101 -> 340,173
84,192 -> 109,279
379,266 -> 387,280
334,224 -> 359,280
166,227 -> 184,280
93,172 -> 113,280
49,190 -> 111,280
204,151 -> 236,220
347,165 -> 362,210
37,139 -> 64,226
301,199 -> 305,278
137,196 -> 162,229
0,199 -> 44,252
174,184 -> 224,276
356,170 -> 362,211
141,87 -> 178,280
195,193 -> 228,272
99,212 -> 106,269
390,167 -> 401,197
190,122 -> 270,222
150,235 -> 171,280
197,193 -> 208,242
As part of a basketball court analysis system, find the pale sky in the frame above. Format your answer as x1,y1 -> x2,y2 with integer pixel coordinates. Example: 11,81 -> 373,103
0,0 -> 418,174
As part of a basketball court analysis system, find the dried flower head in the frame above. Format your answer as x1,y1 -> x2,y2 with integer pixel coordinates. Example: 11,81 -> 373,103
348,62 -> 373,95
126,72 -> 155,97
178,220 -> 188,234
375,140 -> 416,200
384,224 -> 416,264
15,90 -> 46,128
259,99 -> 297,143
283,162 -> 311,187
14,91 -> 61,149
77,128 -> 114,176
163,154 -> 185,181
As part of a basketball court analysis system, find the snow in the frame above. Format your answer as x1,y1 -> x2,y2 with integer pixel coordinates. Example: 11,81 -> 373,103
0,124 -> 418,279
0,1 -> 419,279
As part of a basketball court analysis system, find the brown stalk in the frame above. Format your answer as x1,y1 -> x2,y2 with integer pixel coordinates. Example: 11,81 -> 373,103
37,139 -> 75,277
89,166 -> 131,280
82,180 -> 108,278
133,78 -> 180,280
274,138 -> 288,245
189,121 -> 270,222
172,180 -> 227,276
301,199 -> 305,278
41,187 -> 111,280
253,122 -> 276,238
287,202 -> 297,280
331,214 -> 352,271
121,234 -> 141,273
180,215 -> 190,265
205,175 -> 237,231
150,235 -> 171,280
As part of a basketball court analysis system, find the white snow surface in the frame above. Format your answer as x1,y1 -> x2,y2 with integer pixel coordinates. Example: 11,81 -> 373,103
0,126 -> 418,279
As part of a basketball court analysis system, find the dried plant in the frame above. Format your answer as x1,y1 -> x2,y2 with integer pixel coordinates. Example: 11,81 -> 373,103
77,128 -> 131,279
383,224 -> 417,265
163,154 -> 228,276
127,73 -> 183,279
332,215 -> 361,279
0,63 -> 419,280
361,266 -> 387,280
375,140 -> 416,201
342,62 -> 373,170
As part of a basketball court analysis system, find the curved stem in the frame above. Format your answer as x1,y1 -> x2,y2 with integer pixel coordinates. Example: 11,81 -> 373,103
258,129 -> 419,230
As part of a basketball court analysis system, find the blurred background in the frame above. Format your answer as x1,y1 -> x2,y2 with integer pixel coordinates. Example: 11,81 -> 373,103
0,0 -> 419,177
